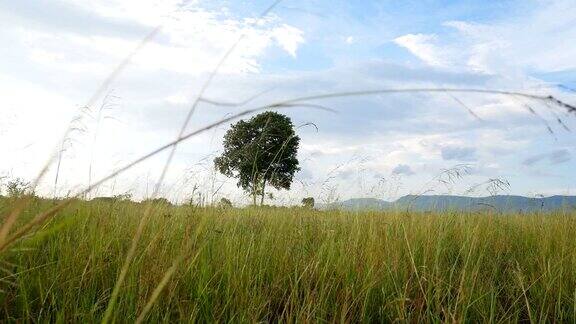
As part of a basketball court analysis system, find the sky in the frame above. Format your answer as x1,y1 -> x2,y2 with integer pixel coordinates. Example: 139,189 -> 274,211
1,0 -> 576,204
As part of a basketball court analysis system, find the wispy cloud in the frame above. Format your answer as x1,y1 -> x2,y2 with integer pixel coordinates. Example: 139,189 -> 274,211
392,164 -> 415,176
394,34 -> 449,67
523,149 -> 572,166
393,0 -> 576,75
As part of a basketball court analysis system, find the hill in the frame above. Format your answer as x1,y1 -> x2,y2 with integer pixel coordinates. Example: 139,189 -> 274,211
324,198 -> 391,210
325,195 -> 576,212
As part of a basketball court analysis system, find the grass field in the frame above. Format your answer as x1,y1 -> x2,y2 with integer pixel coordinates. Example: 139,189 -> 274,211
1,198 -> 575,322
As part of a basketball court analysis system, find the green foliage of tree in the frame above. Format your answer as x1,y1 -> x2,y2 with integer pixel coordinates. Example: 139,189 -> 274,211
91,193 -> 133,204
302,197 -> 315,209
214,111 -> 301,205
142,197 -> 172,206
6,178 -> 32,198
218,197 -> 233,208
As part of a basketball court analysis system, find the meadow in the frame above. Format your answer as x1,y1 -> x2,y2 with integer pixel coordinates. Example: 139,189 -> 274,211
1,197 -> 575,322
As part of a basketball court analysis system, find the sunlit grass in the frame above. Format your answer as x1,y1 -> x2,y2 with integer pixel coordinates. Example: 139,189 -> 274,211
1,198 -> 575,322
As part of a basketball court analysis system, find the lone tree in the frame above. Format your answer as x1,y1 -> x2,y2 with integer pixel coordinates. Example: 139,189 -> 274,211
218,197 -> 233,208
302,197 -> 315,209
214,111 -> 300,205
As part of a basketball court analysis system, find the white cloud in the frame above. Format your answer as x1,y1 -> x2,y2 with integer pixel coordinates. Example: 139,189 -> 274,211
395,0 -> 576,74
17,3 -> 305,76
165,94 -> 189,105
394,33 -> 449,67
61,0 -> 194,26
272,24 -> 305,57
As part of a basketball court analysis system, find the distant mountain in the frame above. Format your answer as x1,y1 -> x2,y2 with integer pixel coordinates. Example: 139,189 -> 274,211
325,198 -> 391,210
324,195 -> 576,212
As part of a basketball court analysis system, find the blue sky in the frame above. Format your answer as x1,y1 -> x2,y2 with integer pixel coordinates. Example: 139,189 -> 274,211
1,0 -> 576,204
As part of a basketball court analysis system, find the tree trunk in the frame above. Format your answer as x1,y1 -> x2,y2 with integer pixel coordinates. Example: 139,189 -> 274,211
251,175 -> 258,206
260,180 -> 266,206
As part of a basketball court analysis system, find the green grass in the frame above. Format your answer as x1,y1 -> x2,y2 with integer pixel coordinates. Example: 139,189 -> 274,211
1,198 -> 576,322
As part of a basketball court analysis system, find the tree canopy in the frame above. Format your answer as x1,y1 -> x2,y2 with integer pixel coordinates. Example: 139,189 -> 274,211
214,111 -> 300,205
302,197 -> 315,209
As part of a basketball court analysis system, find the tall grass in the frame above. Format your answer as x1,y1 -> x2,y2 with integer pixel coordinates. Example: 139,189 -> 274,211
1,197 -> 575,322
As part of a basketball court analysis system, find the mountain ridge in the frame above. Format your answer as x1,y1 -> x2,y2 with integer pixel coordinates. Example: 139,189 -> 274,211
323,195 -> 576,212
